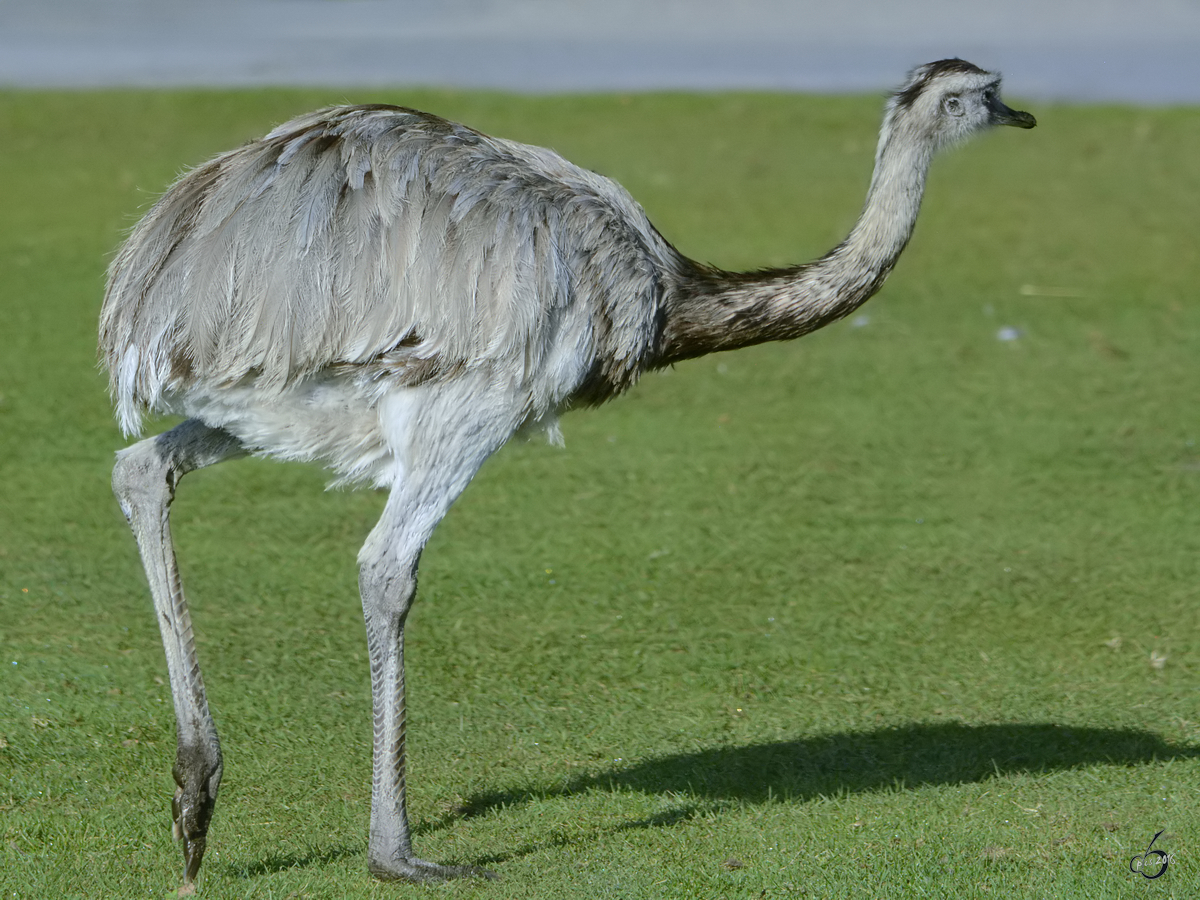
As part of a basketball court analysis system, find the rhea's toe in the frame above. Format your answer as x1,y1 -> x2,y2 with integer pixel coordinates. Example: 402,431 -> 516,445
172,779 -> 217,884
182,832 -> 209,884
368,855 -> 497,883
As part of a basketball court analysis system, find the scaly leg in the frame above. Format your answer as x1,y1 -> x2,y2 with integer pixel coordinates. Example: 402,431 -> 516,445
112,419 -> 246,886
360,549 -> 489,881
359,385 -> 517,881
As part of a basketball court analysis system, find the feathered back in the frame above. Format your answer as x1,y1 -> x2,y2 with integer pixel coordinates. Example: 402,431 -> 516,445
101,105 -> 669,435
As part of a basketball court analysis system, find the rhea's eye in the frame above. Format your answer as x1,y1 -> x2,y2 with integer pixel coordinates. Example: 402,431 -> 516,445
943,96 -> 964,116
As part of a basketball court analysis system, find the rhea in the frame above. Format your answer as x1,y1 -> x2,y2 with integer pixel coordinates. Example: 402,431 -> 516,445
101,59 -> 1034,886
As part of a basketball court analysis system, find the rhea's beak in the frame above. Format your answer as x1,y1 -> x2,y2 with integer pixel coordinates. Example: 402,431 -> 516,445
988,94 -> 1037,129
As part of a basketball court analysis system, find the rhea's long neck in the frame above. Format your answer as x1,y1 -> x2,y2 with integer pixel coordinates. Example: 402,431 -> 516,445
655,126 -> 935,366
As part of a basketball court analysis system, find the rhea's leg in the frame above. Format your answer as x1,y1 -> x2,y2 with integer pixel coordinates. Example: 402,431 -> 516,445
111,419 -> 246,886
358,487 -> 500,882
358,553 -> 483,880
359,385 -> 516,881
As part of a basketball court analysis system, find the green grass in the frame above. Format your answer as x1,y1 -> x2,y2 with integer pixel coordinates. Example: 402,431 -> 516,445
1,87 -> 1199,898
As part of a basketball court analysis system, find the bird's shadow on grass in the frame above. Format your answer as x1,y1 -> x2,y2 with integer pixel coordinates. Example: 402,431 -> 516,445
429,722 -> 1197,850
222,723 -> 1196,876
220,844 -> 360,878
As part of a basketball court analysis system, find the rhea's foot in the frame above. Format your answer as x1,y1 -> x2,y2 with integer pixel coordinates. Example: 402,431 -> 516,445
173,784 -> 213,885
171,754 -> 220,886
368,854 -> 498,883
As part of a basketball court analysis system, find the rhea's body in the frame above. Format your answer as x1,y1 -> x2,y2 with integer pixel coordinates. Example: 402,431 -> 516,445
104,106 -> 682,485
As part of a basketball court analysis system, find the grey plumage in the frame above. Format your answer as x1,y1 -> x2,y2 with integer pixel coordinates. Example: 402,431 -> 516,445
103,105 -> 666,448
101,60 -> 1034,886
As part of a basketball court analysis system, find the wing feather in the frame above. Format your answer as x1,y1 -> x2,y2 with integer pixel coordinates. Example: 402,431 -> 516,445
101,105 -> 668,435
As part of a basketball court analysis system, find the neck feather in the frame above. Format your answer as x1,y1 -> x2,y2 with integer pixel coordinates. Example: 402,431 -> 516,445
655,125 -> 934,366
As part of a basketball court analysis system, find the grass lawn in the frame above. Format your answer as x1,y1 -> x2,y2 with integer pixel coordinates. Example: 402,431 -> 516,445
1,87 -> 1198,898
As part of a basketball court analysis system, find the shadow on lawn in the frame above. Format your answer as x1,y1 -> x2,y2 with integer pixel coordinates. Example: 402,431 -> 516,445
449,722 -> 1198,820
222,844 -> 360,878
223,723 -> 1197,876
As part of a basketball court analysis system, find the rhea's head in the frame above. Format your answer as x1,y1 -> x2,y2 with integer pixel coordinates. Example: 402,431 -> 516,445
882,59 -> 1036,155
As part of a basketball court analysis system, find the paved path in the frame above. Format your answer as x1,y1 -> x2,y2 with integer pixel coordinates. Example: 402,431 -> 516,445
2,0 -> 1198,102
